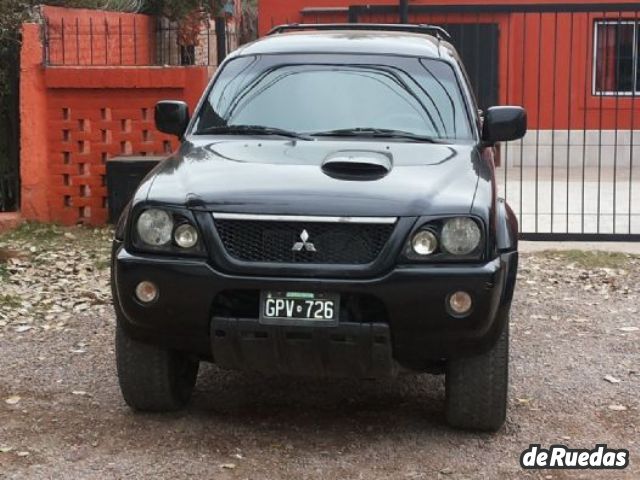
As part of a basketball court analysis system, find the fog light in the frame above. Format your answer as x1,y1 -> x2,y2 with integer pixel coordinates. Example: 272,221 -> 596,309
448,291 -> 472,317
135,281 -> 158,304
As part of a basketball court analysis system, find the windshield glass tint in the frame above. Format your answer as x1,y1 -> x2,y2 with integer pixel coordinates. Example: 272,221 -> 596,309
194,54 -> 473,140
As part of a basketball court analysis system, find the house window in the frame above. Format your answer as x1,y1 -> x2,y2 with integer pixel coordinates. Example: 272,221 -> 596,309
594,21 -> 639,95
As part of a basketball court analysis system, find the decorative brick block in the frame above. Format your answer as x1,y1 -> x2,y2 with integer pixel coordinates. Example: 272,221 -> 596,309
48,90 -> 184,224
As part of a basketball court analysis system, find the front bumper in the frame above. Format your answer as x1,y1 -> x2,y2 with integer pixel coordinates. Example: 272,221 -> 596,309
113,243 -> 517,372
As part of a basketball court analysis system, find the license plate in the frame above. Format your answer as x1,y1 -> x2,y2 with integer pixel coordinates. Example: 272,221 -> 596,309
259,291 -> 339,325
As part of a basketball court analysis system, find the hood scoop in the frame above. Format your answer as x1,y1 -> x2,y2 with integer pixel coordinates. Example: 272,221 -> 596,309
321,150 -> 393,181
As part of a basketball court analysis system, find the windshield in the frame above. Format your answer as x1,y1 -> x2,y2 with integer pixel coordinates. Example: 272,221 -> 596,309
193,54 -> 474,141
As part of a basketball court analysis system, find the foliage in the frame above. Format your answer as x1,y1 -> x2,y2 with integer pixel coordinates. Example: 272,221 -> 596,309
100,0 -> 144,12
143,0 -> 231,21
2,222 -> 64,243
0,1 -> 33,96
0,293 -> 22,308
239,0 -> 257,43
143,0 -> 202,20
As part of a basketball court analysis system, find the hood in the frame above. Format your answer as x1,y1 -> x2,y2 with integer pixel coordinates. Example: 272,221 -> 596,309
144,138 -> 488,217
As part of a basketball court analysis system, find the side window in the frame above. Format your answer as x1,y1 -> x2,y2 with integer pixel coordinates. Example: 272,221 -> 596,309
192,55 -> 259,131
416,59 -> 473,138
452,58 -> 481,131
594,21 -> 639,95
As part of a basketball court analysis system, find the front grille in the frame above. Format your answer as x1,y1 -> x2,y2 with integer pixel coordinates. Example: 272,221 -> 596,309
214,218 -> 395,264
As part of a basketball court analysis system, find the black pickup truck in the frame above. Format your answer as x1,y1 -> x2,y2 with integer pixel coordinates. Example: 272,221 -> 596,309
111,24 -> 526,431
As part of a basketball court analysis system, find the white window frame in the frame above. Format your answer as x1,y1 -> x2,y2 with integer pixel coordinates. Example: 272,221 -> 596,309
593,20 -> 639,96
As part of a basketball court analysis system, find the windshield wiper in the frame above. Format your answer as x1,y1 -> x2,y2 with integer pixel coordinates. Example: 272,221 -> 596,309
310,128 -> 444,143
194,124 -> 314,141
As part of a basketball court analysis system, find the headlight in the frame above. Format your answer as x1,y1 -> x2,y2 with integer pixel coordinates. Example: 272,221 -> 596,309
137,209 -> 173,246
441,217 -> 482,255
174,223 -> 199,249
411,229 -> 438,256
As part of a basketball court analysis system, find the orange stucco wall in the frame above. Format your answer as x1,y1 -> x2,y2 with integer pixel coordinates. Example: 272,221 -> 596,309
20,20 -> 210,225
20,24 -> 50,222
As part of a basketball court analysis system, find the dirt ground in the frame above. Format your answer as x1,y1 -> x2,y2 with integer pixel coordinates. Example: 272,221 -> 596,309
0,225 -> 638,479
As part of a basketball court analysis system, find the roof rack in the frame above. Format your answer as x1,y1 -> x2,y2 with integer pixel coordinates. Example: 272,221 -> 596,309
267,23 -> 451,40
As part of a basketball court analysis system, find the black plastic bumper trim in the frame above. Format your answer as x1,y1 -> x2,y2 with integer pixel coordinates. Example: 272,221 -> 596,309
211,317 -> 396,378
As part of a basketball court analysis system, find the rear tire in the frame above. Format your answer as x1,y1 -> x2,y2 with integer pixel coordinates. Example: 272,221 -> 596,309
116,325 -> 199,412
445,320 -> 509,432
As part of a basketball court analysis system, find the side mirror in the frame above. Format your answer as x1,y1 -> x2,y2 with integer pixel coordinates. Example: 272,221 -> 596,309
482,106 -> 527,144
155,101 -> 190,137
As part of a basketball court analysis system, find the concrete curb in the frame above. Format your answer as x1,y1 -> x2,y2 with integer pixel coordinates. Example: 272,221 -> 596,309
520,241 -> 640,255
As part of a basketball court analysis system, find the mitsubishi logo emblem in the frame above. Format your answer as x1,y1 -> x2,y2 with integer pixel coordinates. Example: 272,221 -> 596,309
292,229 -> 316,252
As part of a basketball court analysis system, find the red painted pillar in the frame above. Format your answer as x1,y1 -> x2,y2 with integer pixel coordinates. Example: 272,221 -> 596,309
20,23 -> 51,222
183,67 -> 211,113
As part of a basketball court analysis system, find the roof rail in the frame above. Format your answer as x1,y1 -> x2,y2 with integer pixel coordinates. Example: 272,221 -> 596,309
267,23 -> 451,40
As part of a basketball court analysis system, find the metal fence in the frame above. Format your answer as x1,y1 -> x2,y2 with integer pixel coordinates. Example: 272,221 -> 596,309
43,15 -> 240,67
155,20 -> 240,67
301,3 -> 640,241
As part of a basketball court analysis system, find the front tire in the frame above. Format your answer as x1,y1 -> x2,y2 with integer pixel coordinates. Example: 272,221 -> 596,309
445,320 -> 509,431
116,325 -> 199,412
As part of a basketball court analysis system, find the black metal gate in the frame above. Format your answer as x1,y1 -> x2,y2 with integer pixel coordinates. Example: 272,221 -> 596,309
442,23 -> 499,111
0,39 -> 20,213
313,2 -> 640,241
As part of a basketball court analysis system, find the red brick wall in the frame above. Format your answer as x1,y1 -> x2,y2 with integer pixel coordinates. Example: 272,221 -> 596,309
45,71 -> 205,225
21,22 -> 210,226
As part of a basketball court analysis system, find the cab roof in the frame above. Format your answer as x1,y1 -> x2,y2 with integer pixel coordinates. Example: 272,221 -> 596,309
231,29 -> 458,61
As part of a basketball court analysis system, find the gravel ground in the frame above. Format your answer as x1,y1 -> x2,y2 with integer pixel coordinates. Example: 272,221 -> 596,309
0,224 -> 638,479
